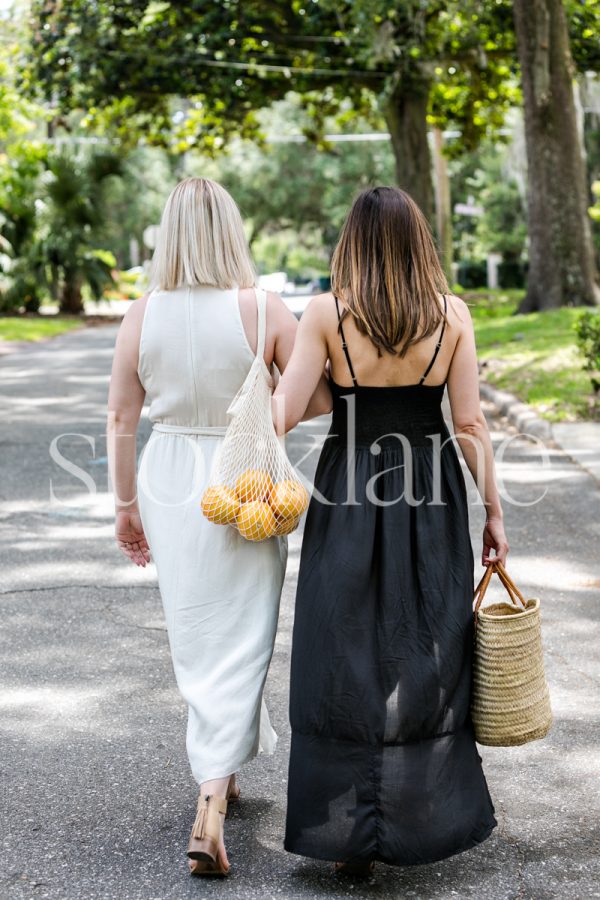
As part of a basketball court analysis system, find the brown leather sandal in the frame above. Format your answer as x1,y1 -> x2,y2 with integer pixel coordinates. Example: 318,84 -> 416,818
226,774 -> 241,803
187,794 -> 228,864
189,856 -> 229,878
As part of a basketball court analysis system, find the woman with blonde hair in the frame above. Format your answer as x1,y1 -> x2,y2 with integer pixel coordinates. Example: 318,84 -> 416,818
107,177 -> 330,876
274,186 -> 507,875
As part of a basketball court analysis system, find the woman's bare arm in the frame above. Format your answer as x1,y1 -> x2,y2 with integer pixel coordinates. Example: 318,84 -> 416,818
272,296 -> 332,434
446,297 -> 509,566
268,294 -> 332,427
107,297 -> 150,566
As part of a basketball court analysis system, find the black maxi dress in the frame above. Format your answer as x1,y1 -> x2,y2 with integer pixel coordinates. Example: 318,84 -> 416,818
284,296 -> 497,867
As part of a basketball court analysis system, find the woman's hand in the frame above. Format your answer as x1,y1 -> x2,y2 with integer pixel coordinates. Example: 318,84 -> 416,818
115,508 -> 151,567
482,516 -> 509,566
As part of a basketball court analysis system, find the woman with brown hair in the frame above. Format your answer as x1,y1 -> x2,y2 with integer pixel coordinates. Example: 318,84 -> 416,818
273,186 -> 507,874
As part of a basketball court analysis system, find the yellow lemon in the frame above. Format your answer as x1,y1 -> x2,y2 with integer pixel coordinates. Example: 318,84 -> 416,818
269,479 -> 309,520
235,469 -> 274,503
201,485 -> 240,525
236,501 -> 278,542
274,515 -> 300,536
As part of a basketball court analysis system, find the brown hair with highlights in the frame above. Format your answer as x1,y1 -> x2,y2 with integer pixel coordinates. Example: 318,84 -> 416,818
330,186 -> 449,357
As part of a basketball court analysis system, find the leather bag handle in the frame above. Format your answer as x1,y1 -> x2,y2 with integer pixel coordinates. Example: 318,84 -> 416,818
473,559 -> 527,622
494,559 -> 526,606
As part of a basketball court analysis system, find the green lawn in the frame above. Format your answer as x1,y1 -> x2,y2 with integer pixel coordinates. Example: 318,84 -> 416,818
465,290 -> 596,422
0,316 -> 84,342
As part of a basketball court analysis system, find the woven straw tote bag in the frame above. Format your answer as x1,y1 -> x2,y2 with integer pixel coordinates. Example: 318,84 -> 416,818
471,559 -> 552,747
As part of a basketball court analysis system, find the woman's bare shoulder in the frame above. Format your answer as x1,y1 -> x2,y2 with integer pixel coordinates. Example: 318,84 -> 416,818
444,291 -> 473,329
239,286 -> 291,318
302,291 -> 339,322
118,293 -> 149,338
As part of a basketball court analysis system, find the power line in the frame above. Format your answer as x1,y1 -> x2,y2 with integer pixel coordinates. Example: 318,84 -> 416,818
98,49 -> 388,80
184,56 -> 386,77
268,129 -> 513,144
268,132 -> 391,143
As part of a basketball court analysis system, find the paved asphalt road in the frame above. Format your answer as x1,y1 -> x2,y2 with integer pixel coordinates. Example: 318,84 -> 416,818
1,324 -> 599,900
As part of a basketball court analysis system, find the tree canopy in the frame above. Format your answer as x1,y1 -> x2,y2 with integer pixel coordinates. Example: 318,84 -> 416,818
5,0 -> 599,310
25,1 -> 598,146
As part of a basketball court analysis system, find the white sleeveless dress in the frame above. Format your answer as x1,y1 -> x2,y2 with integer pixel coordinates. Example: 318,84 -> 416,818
136,285 -> 287,784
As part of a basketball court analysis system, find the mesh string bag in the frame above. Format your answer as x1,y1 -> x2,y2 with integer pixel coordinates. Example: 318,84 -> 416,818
201,288 -> 309,541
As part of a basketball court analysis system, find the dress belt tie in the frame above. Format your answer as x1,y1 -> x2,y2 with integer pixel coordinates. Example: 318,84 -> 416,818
152,423 -> 227,437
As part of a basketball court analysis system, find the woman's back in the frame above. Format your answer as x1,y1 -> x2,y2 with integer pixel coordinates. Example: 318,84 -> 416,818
138,285 -> 256,428
326,291 -> 461,390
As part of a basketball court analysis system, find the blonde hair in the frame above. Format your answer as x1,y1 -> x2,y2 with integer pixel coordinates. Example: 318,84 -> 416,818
331,187 -> 449,357
150,177 -> 256,291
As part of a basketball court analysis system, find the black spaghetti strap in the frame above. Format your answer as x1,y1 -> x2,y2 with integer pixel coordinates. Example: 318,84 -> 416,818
334,295 -> 358,387
419,294 -> 447,386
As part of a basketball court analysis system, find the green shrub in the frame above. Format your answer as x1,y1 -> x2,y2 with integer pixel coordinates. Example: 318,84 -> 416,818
0,275 -> 43,314
119,269 -> 142,285
457,259 -> 488,289
574,310 -> 600,394
462,289 -> 521,319
498,260 -> 527,289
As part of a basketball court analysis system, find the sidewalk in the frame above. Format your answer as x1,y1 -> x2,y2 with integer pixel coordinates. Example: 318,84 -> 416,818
551,421 -> 600,482
479,381 -> 600,483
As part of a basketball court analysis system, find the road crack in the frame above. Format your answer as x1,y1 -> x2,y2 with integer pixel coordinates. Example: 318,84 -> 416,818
0,583 -> 157,596
495,798 -> 528,899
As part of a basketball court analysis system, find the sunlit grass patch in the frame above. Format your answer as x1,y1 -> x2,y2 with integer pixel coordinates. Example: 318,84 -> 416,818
0,316 -> 83,342
468,301 -> 594,422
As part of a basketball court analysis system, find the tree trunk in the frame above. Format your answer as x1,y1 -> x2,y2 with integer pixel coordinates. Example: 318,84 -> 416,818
513,0 -> 599,310
60,274 -> 84,315
432,128 -> 453,281
383,79 -> 434,224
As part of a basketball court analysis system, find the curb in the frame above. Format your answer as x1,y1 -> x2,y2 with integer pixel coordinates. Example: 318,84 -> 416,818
479,378 -> 600,485
478,380 -> 553,442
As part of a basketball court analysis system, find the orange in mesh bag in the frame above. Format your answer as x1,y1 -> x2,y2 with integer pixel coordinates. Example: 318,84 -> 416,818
201,288 -> 309,541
